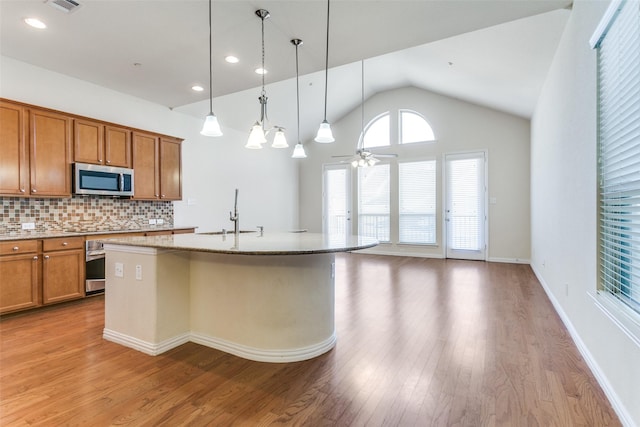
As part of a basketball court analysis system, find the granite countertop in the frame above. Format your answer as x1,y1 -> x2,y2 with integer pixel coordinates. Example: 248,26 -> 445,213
101,232 -> 379,255
0,226 -> 197,242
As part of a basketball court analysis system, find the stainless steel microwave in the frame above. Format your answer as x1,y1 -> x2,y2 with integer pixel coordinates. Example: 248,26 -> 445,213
73,163 -> 134,197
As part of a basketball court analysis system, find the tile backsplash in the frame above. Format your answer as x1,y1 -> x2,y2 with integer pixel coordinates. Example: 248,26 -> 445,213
1,196 -> 174,233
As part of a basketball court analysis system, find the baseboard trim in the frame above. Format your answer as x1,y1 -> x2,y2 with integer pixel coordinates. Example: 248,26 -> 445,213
190,332 -> 337,363
103,328 -> 337,363
487,257 -> 530,264
530,264 -> 635,427
102,329 -> 189,356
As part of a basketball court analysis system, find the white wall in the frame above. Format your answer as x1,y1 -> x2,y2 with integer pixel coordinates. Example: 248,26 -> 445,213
530,1 -> 640,425
0,56 -> 299,233
299,86 -> 531,261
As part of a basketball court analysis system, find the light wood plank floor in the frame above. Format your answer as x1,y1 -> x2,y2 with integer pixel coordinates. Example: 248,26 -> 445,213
0,254 -> 620,426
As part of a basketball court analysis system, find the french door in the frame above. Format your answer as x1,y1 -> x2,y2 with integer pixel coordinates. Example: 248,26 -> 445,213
323,164 -> 351,239
444,152 -> 487,260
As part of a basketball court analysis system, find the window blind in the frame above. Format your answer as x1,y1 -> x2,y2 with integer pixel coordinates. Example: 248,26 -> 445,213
358,164 -> 390,242
399,160 -> 436,244
598,0 -> 640,313
446,155 -> 483,251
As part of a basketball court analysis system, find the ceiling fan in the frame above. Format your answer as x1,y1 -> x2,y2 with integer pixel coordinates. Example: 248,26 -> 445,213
333,60 -> 397,168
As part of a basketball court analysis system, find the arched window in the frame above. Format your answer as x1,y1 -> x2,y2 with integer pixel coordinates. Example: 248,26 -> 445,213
359,109 -> 436,150
400,110 -> 435,144
361,112 -> 390,149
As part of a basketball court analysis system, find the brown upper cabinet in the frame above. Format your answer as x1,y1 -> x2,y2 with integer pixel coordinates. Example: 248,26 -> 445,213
29,109 -> 73,197
1,101 -> 72,197
132,132 -> 182,201
74,119 -> 131,168
0,101 -> 28,195
1,99 -> 182,199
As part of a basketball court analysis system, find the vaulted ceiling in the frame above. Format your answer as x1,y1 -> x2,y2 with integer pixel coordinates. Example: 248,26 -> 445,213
1,0 -> 571,139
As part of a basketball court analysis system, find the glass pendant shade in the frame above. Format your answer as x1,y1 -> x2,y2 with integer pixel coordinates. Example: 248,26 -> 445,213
200,113 -> 223,137
271,128 -> 288,148
314,120 -> 335,143
246,123 -> 266,149
292,143 -> 307,158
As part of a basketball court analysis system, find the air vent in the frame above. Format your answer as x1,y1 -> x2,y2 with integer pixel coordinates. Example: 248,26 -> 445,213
46,0 -> 82,14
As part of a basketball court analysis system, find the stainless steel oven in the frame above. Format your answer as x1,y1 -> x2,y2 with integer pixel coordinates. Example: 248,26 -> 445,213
86,240 -> 105,293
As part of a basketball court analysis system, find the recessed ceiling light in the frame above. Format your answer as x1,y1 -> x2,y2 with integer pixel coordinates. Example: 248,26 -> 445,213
225,56 -> 239,64
24,18 -> 47,29
255,68 -> 268,75
192,85 -> 204,92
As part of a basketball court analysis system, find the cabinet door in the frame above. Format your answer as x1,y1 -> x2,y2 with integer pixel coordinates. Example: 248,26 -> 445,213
74,119 -> 104,165
0,101 -> 28,195
0,254 -> 40,314
29,109 -> 72,197
105,126 -> 131,168
159,137 -> 182,200
132,132 -> 159,200
42,249 -> 84,304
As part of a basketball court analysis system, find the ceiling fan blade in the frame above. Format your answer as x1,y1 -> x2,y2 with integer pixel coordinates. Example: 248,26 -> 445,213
331,154 -> 354,158
373,153 -> 398,158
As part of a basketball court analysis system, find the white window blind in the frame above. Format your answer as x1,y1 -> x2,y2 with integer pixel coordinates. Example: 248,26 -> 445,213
597,0 -> 640,314
447,156 -> 483,251
358,164 -> 390,242
399,160 -> 436,244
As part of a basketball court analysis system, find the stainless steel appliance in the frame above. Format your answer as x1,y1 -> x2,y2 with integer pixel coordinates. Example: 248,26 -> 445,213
73,163 -> 134,197
85,240 -> 105,293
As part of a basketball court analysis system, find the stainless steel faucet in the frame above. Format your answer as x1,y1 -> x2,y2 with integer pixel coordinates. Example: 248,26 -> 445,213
229,188 -> 239,235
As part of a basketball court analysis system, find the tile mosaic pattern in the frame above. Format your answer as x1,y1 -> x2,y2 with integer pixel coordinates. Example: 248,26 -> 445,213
1,196 -> 173,233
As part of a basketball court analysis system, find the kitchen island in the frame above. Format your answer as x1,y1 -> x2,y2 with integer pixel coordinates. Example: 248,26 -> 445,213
101,232 -> 377,362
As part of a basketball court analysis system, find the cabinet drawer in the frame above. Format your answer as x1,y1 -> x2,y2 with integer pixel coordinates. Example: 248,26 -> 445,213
42,236 -> 85,252
0,240 -> 38,255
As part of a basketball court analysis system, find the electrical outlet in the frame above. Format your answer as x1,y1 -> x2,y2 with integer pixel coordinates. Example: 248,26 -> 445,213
156,219 -> 164,225
135,265 -> 143,281
148,219 -> 157,225
115,262 -> 124,278
21,222 -> 35,230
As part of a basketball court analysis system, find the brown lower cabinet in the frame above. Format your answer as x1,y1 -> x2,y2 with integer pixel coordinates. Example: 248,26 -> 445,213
42,237 -> 85,305
0,229 -> 194,314
0,241 -> 40,313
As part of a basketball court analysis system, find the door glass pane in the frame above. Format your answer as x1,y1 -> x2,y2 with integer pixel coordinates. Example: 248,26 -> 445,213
358,164 -> 390,242
325,168 -> 348,237
448,157 -> 482,251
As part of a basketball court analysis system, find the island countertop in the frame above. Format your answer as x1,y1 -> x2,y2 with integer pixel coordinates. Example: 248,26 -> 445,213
101,232 -> 378,255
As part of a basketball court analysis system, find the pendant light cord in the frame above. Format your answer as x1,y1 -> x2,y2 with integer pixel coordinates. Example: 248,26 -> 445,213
322,0 -> 330,121
360,60 -> 364,150
208,0 -> 213,115
295,42 -> 301,144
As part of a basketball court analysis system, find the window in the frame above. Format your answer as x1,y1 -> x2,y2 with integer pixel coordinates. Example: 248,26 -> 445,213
358,164 -> 390,242
399,160 -> 436,244
400,110 -> 435,144
594,0 -> 640,315
361,109 -> 435,149
362,112 -> 390,149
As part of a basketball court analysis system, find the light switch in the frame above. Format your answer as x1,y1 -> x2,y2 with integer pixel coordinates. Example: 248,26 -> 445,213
135,265 -> 142,281
489,197 -> 497,205
115,262 -> 124,278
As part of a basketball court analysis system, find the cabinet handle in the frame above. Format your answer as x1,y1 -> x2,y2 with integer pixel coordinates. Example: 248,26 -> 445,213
33,256 -> 38,260
161,194 -> 165,198
20,188 -> 25,193
44,255 -> 50,260
12,246 -> 19,251
106,160 -> 111,164
32,189 -> 37,193
99,158 -> 103,162
155,194 -> 159,197
62,242 -> 68,246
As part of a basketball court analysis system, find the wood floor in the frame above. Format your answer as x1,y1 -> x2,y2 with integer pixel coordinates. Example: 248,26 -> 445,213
0,254 -> 620,426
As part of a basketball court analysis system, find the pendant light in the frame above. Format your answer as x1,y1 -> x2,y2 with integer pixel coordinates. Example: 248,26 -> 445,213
200,0 -> 223,137
291,39 -> 307,159
314,0 -> 335,143
246,9 -> 287,149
